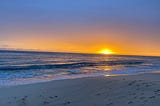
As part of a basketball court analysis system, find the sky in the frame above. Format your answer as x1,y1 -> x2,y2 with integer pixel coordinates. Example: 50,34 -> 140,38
0,0 -> 160,56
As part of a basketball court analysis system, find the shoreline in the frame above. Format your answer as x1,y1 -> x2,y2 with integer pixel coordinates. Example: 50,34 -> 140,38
0,72 -> 160,106
1,70 -> 160,87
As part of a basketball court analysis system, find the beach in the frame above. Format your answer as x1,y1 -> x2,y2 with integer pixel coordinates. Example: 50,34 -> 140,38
0,0 -> 159,105
0,73 -> 160,106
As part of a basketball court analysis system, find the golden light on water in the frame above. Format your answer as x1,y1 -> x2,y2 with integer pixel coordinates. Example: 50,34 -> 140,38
104,74 -> 117,77
98,49 -> 115,55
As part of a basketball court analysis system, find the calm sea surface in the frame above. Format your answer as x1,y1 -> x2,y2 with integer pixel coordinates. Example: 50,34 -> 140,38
0,50 -> 160,86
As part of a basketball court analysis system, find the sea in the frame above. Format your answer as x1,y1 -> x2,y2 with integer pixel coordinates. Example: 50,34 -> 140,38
0,50 -> 160,86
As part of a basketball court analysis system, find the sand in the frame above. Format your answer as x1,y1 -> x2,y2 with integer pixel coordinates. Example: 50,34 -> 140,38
0,73 -> 160,106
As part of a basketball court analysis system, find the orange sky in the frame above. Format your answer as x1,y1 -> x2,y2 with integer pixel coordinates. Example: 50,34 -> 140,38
0,0 -> 160,56
2,26 -> 160,56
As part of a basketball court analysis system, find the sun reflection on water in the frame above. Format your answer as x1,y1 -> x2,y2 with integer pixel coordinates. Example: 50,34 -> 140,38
104,74 -> 117,77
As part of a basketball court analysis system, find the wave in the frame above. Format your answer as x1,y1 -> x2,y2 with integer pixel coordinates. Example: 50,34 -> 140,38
0,60 -> 144,71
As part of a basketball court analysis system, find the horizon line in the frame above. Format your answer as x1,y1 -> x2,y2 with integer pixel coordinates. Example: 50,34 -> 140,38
0,49 -> 160,57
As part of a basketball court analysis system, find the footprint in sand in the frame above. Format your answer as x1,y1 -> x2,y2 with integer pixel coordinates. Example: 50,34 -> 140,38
128,101 -> 133,104
43,101 -> 50,105
149,96 -> 156,99
17,96 -> 28,106
128,80 -> 137,86
63,101 -> 71,105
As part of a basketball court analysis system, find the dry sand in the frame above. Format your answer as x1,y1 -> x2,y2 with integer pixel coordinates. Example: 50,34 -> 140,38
0,73 -> 160,106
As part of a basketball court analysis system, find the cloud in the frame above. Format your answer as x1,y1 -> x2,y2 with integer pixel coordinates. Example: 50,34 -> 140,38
0,41 -> 9,47
0,44 -> 9,48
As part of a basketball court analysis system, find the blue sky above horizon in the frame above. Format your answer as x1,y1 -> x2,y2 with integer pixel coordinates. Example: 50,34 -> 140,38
0,0 -> 160,55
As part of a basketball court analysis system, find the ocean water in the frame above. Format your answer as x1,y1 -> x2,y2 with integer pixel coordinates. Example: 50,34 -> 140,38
0,50 -> 160,86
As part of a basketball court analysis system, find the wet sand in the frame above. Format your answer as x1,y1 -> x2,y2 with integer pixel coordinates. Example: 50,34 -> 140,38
0,73 -> 160,106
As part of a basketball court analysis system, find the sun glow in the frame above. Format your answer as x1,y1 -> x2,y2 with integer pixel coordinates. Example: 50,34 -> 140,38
99,49 -> 115,55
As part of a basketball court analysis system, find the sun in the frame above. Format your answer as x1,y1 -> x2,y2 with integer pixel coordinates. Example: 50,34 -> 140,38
98,49 -> 115,55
